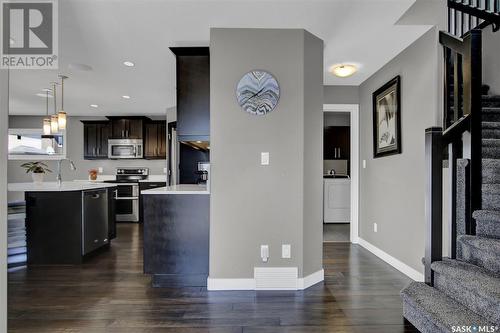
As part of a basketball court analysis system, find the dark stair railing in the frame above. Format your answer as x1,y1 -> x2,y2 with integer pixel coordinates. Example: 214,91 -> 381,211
425,27 -> 482,285
448,0 -> 500,37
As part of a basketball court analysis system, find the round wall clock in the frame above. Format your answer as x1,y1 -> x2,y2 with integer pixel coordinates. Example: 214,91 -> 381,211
236,70 -> 280,116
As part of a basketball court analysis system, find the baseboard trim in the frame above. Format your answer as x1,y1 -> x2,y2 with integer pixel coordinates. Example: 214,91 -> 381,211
207,269 -> 324,291
357,238 -> 424,282
297,269 -> 324,290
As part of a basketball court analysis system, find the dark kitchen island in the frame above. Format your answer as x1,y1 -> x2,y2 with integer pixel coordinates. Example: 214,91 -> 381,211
8,182 -> 117,265
142,184 -> 210,287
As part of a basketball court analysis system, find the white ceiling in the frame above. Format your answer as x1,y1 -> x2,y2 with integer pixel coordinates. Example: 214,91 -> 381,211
8,0 -> 434,116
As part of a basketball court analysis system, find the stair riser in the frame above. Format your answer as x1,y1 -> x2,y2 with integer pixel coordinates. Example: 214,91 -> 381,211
482,191 -> 500,210
476,220 -> 500,239
482,146 -> 500,159
483,113 -> 500,122
458,241 -> 500,273
434,272 -> 500,323
483,129 -> 500,139
402,301 -> 444,333
483,166 -> 500,184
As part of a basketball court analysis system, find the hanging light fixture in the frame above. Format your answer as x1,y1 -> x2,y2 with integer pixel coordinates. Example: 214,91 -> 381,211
42,89 -> 51,135
57,75 -> 68,130
50,82 -> 59,133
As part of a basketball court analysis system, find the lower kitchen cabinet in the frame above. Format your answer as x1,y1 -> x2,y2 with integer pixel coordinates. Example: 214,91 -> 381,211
139,182 -> 166,222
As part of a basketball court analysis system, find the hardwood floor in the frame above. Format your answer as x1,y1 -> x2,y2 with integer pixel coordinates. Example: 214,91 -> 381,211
8,223 -> 418,333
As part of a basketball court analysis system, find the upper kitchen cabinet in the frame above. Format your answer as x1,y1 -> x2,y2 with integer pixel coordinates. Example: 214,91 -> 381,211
82,121 -> 110,160
170,47 -> 210,141
144,121 -> 167,160
108,117 -> 147,139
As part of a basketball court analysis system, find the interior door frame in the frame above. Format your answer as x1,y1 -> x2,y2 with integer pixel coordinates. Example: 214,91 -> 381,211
323,104 -> 360,244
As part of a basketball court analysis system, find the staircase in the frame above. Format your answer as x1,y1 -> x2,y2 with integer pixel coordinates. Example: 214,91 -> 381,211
400,91 -> 500,332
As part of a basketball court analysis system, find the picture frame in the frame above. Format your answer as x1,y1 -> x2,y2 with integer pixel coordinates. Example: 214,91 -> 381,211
372,75 -> 402,158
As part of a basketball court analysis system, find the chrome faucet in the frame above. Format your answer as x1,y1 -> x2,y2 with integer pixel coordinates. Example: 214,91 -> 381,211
57,159 -> 76,187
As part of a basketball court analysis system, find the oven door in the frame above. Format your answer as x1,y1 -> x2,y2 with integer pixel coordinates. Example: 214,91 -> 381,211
115,184 -> 139,222
109,144 -> 137,159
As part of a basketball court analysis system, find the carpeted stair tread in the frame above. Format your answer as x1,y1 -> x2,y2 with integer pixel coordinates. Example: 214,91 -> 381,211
400,282 -> 494,333
431,259 -> 500,323
473,210 -> 500,239
458,235 -> 500,273
483,138 -> 500,147
483,146 -> 500,159
482,107 -> 500,121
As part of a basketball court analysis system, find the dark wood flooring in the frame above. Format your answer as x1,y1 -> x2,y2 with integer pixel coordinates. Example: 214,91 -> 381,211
8,223 -> 418,333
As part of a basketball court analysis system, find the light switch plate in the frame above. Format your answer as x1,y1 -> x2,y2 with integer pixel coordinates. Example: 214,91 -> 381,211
261,245 -> 269,262
374,223 -> 378,233
363,160 -> 367,169
163,167 -> 167,174
98,167 -> 103,174
282,244 -> 291,259
261,152 -> 270,165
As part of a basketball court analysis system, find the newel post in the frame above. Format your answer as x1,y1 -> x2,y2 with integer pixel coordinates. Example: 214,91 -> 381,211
425,127 -> 443,285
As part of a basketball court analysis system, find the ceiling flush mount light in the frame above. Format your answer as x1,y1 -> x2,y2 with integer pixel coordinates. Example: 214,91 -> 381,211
123,61 -> 135,67
330,64 -> 357,78
90,104 -> 99,108
122,95 -> 131,99
57,75 -> 68,130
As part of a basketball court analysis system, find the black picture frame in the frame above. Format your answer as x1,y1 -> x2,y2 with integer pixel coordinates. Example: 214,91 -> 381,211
372,75 -> 402,158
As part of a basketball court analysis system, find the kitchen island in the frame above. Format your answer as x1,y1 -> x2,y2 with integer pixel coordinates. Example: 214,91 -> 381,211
142,184 -> 209,287
8,182 -> 118,265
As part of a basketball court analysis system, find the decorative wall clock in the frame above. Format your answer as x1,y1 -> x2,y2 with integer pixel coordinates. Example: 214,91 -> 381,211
236,70 -> 280,115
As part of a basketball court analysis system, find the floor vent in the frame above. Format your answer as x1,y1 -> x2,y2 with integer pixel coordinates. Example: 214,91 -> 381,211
254,267 -> 298,290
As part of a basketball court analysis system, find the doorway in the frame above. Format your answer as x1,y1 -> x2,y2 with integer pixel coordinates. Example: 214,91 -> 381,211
323,104 -> 359,244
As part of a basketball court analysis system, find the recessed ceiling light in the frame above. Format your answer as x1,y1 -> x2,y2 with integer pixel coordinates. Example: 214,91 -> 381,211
90,104 -> 99,108
35,93 -> 53,98
123,61 -> 135,67
122,95 -> 131,99
330,64 -> 357,78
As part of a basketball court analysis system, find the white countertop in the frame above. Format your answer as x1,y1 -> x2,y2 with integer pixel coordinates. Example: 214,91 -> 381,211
8,182 -> 119,192
141,184 -> 209,195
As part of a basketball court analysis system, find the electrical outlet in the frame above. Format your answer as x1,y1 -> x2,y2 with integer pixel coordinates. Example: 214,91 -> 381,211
374,223 -> 378,233
260,245 -> 269,262
282,244 -> 291,259
163,167 -> 167,174
98,167 -> 103,174
261,152 -> 270,165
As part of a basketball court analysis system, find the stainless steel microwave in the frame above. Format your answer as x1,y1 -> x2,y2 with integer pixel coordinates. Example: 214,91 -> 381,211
108,139 -> 143,159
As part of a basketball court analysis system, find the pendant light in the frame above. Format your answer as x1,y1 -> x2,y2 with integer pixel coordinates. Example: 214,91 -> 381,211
57,75 -> 68,130
50,82 -> 59,134
42,89 -> 51,135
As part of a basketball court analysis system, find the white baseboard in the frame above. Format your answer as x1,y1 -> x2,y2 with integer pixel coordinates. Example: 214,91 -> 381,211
297,269 -> 324,290
358,237 -> 424,282
207,268 -> 324,291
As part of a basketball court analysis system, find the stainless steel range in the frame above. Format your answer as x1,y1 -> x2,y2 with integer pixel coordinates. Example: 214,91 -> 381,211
109,167 -> 149,222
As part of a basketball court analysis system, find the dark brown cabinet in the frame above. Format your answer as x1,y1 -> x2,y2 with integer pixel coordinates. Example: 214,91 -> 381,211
109,117 -> 144,139
324,126 -> 350,160
144,121 -> 167,159
170,47 -> 210,141
82,121 -> 110,159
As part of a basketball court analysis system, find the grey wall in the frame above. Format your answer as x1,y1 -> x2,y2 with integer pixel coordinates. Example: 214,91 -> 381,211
0,70 -> 8,333
8,116 -> 167,202
210,28 -> 323,279
324,85 -> 359,104
358,27 -> 441,273
302,31 -> 324,276
483,28 -> 500,96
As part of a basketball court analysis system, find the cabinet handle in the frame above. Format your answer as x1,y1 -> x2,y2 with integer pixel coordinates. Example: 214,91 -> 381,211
94,239 -> 99,243
93,147 -> 96,156
103,238 -> 108,243
97,147 -> 100,155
